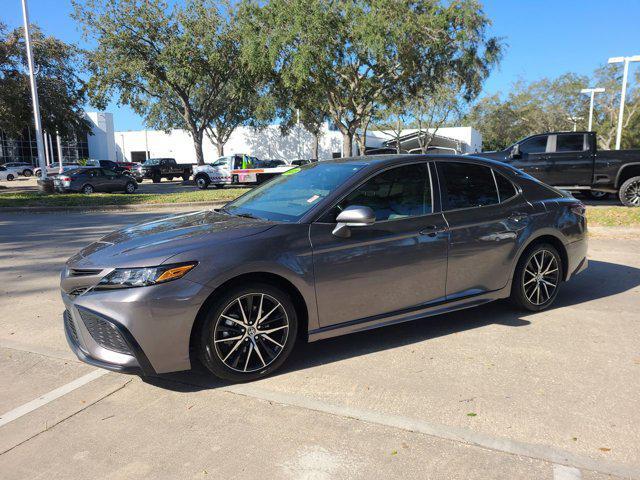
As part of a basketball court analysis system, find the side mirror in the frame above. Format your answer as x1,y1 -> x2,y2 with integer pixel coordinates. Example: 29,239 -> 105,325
332,205 -> 375,238
509,144 -> 521,159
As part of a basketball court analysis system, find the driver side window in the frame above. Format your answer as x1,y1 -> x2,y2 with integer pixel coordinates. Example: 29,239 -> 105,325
519,136 -> 548,155
338,163 -> 432,221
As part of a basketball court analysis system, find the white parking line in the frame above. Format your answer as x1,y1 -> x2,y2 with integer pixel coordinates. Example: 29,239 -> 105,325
554,464 -> 582,480
0,370 -> 107,428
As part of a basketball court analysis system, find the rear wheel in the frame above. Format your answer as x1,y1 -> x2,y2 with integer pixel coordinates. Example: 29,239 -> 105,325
82,184 -> 94,194
6,174 -> 14,181
152,173 -> 161,183
619,176 -> 640,207
511,244 -> 563,312
586,190 -> 609,200
182,173 -> 190,181
23,169 -> 33,177
136,178 -> 143,184
198,283 -> 298,382
125,182 -> 136,194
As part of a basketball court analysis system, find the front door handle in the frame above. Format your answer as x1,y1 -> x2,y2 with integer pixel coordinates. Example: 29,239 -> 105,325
419,225 -> 444,237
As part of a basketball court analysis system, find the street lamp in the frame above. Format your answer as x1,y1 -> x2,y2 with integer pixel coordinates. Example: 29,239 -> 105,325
21,0 -> 49,190
608,55 -> 640,150
580,87 -> 605,131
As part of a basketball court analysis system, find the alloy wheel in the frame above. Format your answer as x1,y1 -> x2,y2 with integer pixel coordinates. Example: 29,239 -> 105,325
212,293 -> 289,373
622,180 -> 640,206
522,249 -> 559,306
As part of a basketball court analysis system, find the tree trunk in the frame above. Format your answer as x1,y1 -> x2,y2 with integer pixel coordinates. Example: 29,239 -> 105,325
356,133 -> 367,156
313,133 -> 319,160
216,141 -> 224,156
192,129 -> 205,165
342,131 -> 353,157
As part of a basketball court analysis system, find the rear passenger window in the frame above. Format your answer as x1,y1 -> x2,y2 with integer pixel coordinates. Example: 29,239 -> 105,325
440,162 -> 498,210
495,171 -> 517,202
556,134 -> 585,152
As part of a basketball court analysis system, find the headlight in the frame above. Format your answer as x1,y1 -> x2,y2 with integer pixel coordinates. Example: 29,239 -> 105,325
97,262 -> 197,289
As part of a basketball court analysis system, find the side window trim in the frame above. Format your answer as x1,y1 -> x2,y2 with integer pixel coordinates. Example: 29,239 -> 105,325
313,161 -> 435,224
493,169 -> 520,204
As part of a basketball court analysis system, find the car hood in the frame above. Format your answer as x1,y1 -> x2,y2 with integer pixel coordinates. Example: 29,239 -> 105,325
67,210 -> 275,268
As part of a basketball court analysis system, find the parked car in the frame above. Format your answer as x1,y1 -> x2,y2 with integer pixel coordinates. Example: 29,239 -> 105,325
116,162 -> 143,182
193,154 -> 294,189
53,168 -> 138,194
0,165 -> 21,181
61,155 -> 587,382
136,158 -> 191,183
476,131 -> 640,206
34,162 -> 82,176
85,159 -> 128,174
3,162 -> 35,177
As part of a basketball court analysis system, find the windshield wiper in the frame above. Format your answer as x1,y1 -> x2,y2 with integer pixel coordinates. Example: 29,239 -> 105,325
235,212 -> 259,219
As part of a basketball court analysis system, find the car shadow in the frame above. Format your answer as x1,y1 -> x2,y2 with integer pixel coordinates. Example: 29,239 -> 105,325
142,259 -> 640,392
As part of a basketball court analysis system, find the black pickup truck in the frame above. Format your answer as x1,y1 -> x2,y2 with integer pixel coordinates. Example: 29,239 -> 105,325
136,158 -> 192,183
477,131 -> 640,206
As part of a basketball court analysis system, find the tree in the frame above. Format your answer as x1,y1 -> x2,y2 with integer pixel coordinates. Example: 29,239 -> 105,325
240,0 -> 502,157
373,101 -> 410,154
74,0 -> 268,165
0,22 -> 89,139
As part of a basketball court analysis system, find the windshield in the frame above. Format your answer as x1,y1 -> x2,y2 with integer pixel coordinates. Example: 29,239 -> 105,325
143,158 -> 160,165
224,162 -> 365,222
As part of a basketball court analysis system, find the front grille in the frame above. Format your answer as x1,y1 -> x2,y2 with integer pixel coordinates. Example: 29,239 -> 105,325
69,268 -> 102,277
79,309 -> 131,355
64,310 -> 79,345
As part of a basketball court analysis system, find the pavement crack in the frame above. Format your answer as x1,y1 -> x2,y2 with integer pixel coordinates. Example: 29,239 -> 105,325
0,378 -> 133,457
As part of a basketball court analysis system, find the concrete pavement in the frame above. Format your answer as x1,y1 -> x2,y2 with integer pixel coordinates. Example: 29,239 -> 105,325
0,210 -> 639,479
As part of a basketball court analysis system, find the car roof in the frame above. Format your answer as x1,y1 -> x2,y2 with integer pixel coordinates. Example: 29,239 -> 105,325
319,153 -> 514,171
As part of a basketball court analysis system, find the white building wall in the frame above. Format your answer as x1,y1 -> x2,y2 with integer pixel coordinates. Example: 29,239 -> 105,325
85,112 -> 117,160
115,124 -> 344,164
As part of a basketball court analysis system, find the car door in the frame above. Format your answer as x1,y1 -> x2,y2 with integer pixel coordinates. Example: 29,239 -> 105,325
437,161 -> 531,299
545,133 -> 593,186
100,169 -> 121,191
511,135 -> 554,184
310,162 -> 449,327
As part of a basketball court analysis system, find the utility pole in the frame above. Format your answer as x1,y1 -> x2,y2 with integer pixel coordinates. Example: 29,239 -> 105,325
608,55 -> 640,150
580,87 -> 605,131
21,0 -> 50,191
56,132 -> 63,173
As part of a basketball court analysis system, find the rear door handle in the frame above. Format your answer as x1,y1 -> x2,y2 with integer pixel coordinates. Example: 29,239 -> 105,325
509,212 -> 528,222
419,225 -> 444,237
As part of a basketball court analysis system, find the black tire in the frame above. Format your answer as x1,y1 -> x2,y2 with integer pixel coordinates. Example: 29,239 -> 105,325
182,173 -> 190,181
152,173 -> 161,183
167,176 -> 174,181
23,169 -> 33,177
618,176 -> 640,207
213,184 -> 224,189
511,243 -> 563,312
124,182 -> 137,194
198,282 -> 298,382
82,184 -> 94,194
195,175 -> 210,190
586,190 -> 610,200
6,174 -> 14,181
136,178 -> 143,184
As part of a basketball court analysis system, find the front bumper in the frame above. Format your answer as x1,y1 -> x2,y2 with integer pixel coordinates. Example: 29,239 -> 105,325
61,278 -> 214,374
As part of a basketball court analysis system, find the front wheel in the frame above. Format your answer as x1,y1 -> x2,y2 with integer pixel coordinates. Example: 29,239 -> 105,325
199,283 -> 298,382
511,244 -> 563,312
82,184 -> 94,194
23,169 -> 33,177
619,176 -> 640,207
152,173 -> 161,183
6,174 -> 14,181
195,175 -> 210,190
586,190 -> 610,200
124,182 -> 137,194
182,173 -> 190,181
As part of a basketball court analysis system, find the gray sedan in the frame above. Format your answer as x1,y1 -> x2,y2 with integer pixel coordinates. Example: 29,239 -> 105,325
60,155 -> 588,382
54,168 -> 138,194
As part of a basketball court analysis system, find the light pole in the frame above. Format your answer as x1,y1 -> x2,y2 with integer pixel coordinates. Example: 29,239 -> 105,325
608,55 -> 640,150
580,87 -> 605,131
21,0 -> 49,190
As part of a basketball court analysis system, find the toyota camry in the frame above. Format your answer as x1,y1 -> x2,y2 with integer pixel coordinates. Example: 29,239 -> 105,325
61,155 -> 588,382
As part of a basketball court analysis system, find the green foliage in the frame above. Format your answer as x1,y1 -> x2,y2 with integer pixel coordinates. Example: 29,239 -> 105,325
466,66 -> 640,151
239,0 -> 501,156
0,22 -> 89,138
73,0 -> 270,164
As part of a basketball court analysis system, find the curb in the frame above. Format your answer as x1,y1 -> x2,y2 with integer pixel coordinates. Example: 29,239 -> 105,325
0,201 -> 228,214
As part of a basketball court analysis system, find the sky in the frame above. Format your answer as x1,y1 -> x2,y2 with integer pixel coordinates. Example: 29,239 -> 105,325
4,0 -> 640,131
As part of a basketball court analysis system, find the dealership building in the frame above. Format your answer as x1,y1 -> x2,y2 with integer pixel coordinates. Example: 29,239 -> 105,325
0,111 -> 482,165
